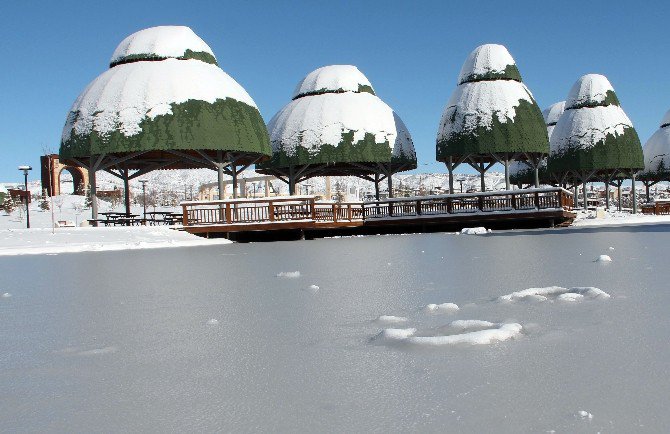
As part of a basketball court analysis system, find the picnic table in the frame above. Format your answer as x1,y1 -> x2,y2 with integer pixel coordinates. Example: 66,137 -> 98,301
98,212 -> 140,226
145,211 -> 183,225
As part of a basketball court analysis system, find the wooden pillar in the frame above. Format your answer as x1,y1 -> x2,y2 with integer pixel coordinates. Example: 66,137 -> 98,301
288,166 -> 296,196
231,164 -> 238,199
447,157 -> 454,194
631,172 -> 637,214
387,172 -> 394,198
479,161 -> 486,192
123,169 -> 131,216
504,157 -> 510,190
573,184 -> 578,208
89,157 -> 98,224
217,163 -> 225,200
264,179 -> 270,197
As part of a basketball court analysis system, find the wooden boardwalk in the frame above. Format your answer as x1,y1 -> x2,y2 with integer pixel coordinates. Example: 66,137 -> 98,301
179,188 -> 575,240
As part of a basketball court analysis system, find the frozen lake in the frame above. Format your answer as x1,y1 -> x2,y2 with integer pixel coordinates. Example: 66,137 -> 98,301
2,225 -> 670,432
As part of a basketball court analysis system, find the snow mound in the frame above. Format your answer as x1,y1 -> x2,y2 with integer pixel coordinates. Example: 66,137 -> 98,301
374,320 -> 522,346
110,26 -> 215,66
292,65 -> 374,98
575,410 -> 594,420
1,292 -> 11,298
376,315 -> 408,324
307,284 -> 320,291
424,302 -> 460,313
565,74 -> 617,109
461,227 -> 490,235
438,80 -> 535,141
76,346 -> 118,356
207,318 -> 219,325
374,328 -> 417,341
596,255 -> 612,262
498,286 -> 611,303
457,44 -> 517,84
63,59 -> 257,140
276,271 -> 301,278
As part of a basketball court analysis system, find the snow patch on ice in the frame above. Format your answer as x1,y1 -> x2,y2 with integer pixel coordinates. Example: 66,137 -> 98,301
498,286 -> 611,303
76,346 -> 118,356
460,227 -> 490,235
575,410 -> 594,420
596,254 -> 612,262
207,318 -> 219,325
276,271 -> 301,278
1,292 -> 11,298
424,302 -> 460,314
374,320 -> 522,346
376,315 -> 408,324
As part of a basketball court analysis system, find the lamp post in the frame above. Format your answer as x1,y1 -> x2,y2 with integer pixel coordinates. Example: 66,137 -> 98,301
18,165 -> 32,228
139,180 -> 148,222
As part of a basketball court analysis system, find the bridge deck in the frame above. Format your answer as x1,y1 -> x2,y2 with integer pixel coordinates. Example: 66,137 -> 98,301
180,188 -> 575,239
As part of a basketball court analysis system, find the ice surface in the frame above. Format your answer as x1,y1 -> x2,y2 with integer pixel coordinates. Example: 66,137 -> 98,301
3,228 -> 670,432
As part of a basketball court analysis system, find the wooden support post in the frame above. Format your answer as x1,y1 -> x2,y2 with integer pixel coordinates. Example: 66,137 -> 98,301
374,173 -> 380,201
217,163 -> 225,200
646,183 -> 651,203
182,204 -> 188,226
415,200 -> 421,216
534,191 -> 540,209
387,173 -> 394,198
231,164 -> 238,199
573,184 -> 578,208
478,195 -> 484,211
89,157 -> 98,225
583,179 -> 588,210
225,203 -> 232,223
310,198 -> 316,220
332,204 -> 337,222
123,169 -> 131,216
504,158 -> 510,190
480,162 -> 486,192
447,158 -> 454,194
268,201 -> 275,221
617,183 -> 622,211
511,194 -> 517,209
347,204 -> 352,221
388,201 -> 393,217
605,182 -> 610,209
534,165 -> 540,188
632,172 -> 637,214
446,198 -> 453,214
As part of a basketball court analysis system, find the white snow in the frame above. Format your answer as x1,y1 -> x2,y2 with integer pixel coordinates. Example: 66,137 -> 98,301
497,286 -> 611,303
460,227 -> 489,235
276,271 -> 301,278
576,410 -> 594,420
376,315 -> 408,324
565,74 -> 616,109
550,103 -> 634,155
63,59 -> 257,141
110,26 -> 215,65
376,320 -> 523,346
268,91 -> 415,160
207,318 -> 219,325
1,293 -> 11,298
293,65 -> 373,98
543,101 -> 566,126
308,284 -> 320,291
642,111 -> 670,176
596,254 -> 612,263
437,80 -> 536,141
457,44 -> 516,85
424,302 -> 460,313
0,226 -> 231,256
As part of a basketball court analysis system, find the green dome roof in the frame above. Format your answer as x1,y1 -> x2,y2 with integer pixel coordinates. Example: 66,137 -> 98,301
60,26 -> 270,162
437,44 -> 548,161
548,74 -> 643,175
262,65 -> 416,171
110,26 -> 217,67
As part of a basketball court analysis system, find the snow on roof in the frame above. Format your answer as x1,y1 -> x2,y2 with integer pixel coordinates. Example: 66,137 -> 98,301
457,44 -> 521,85
550,104 -> 634,156
268,91 -> 415,160
565,74 -> 619,110
543,101 -> 566,126
62,59 -> 257,140
437,80 -> 536,141
110,26 -> 216,66
292,65 -> 375,99
642,111 -> 670,176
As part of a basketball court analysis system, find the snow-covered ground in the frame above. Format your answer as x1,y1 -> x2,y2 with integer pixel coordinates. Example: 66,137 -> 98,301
572,208 -> 670,227
0,195 -> 228,255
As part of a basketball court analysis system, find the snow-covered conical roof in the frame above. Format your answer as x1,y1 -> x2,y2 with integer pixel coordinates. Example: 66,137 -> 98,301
548,74 -> 642,174
458,44 -> 522,85
60,26 -> 270,163
437,44 -> 548,162
292,65 -> 375,99
641,110 -> 670,180
262,65 -> 416,171
110,26 -> 217,67
564,74 -> 620,110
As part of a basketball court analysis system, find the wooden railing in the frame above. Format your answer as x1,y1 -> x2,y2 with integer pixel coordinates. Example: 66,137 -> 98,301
180,188 -> 573,226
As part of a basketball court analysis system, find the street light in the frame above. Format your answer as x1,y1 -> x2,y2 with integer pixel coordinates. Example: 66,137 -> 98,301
139,180 -> 148,221
18,165 -> 32,228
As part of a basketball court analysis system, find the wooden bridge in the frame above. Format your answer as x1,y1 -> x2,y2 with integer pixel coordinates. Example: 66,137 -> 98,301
179,187 -> 575,240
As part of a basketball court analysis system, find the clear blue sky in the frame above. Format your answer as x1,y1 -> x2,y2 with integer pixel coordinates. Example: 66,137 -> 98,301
1,0 -> 669,182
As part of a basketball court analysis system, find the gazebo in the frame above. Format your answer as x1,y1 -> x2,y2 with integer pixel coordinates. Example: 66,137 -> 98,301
547,74 -> 644,211
639,110 -> 670,201
510,101 -> 565,187
257,65 -> 416,199
59,26 -> 271,220
436,44 -> 549,193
